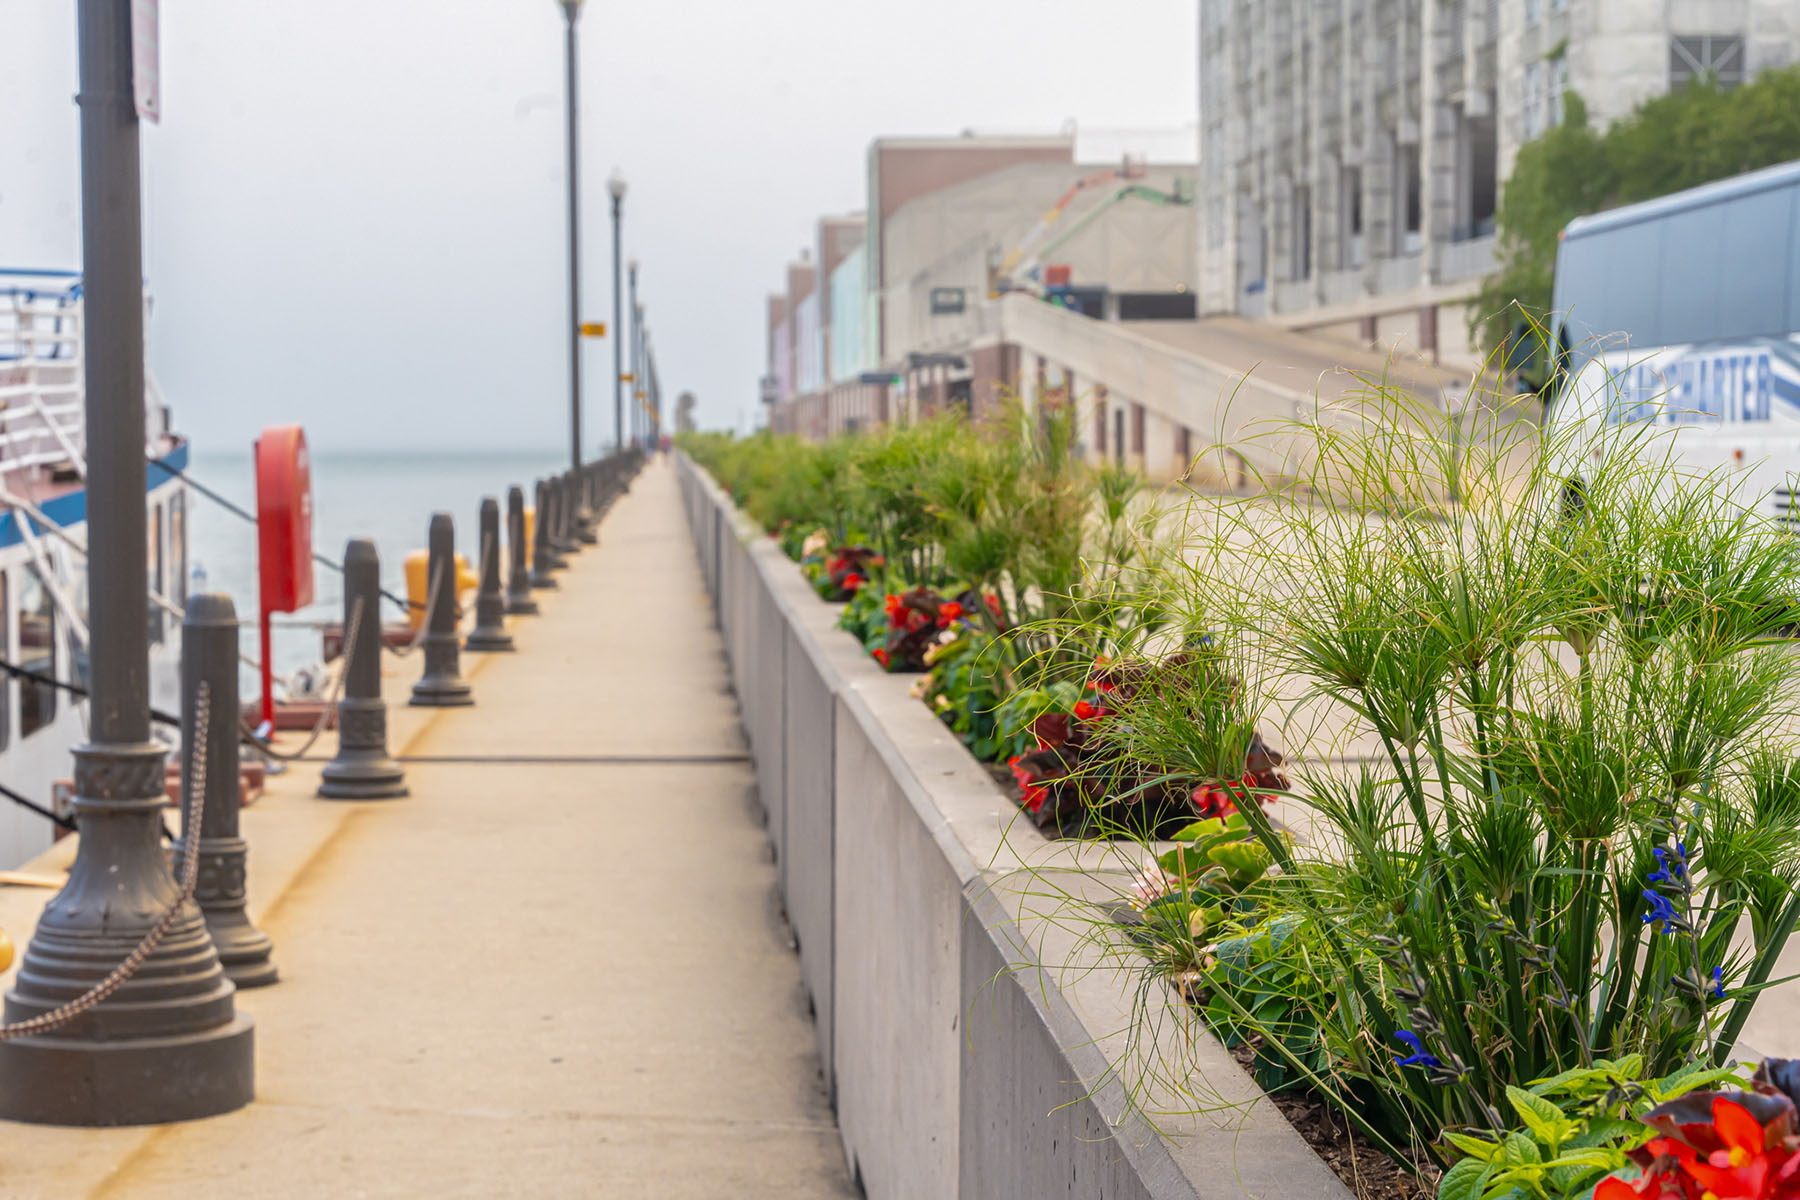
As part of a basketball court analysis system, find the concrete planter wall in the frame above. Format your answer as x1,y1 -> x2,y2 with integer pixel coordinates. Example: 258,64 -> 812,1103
675,453 -> 1354,1200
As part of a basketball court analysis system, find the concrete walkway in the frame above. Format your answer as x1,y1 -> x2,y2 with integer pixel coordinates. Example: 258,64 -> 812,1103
0,459 -> 856,1198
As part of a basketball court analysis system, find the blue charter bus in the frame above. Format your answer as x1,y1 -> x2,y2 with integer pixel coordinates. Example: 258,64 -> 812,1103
1547,159 -> 1800,517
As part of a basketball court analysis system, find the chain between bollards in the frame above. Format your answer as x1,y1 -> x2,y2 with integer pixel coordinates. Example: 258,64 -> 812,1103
0,684 -> 213,1041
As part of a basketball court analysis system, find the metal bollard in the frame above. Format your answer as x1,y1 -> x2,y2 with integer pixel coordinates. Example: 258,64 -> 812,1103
550,474 -> 578,556
575,464 -> 599,545
505,485 -> 539,615
172,594 -> 278,988
464,497 -> 515,651
319,538 -> 408,799
546,476 -> 573,564
410,512 -> 475,707
529,479 -> 561,589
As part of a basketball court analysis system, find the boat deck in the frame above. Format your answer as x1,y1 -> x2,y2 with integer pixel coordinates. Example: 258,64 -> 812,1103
0,459 -> 857,1198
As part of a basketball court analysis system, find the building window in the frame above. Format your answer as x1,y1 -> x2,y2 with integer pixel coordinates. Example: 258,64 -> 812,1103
147,501 -> 164,645
19,567 -> 56,737
1548,57 -> 1569,127
1398,145 -> 1422,254
1671,35 -> 1745,89
1292,184 -> 1312,281
1526,0 -> 1541,26
1112,409 -> 1124,467
1550,0 -> 1568,11
1524,62 -> 1544,138
1343,166 -> 1364,268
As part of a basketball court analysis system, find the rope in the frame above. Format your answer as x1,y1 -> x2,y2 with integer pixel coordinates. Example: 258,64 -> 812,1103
246,596 -> 363,762
0,681 -> 212,1041
149,454 -> 420,614
0,780 -> 75,831
383,551 -> 446,661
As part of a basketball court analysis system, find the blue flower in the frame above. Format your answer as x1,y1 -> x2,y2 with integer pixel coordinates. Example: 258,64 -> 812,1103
1641,888 -> 1683,934
1391,1030 -> 1442,1070
1711,966 -> 1726,1001
1646,843 -> 1688,887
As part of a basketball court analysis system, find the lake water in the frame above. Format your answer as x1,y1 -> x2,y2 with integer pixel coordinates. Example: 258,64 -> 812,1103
187,448 -> 572,681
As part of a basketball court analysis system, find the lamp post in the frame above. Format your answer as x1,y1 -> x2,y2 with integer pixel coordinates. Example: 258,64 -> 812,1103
0,0 -> 253,1125
628,258 -> 640,448
557,0 -> 596,541
607,168 -> 626,453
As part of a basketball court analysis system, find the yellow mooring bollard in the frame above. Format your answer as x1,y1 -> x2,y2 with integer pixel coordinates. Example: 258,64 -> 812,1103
403,549 -> 479,631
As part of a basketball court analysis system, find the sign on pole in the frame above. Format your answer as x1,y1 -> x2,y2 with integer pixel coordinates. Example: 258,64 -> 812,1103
132,0 -> 160,122
579,322 -> 607,338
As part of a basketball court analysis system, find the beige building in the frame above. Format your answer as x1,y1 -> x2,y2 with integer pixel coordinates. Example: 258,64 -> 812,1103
1198,0 -> 1799,364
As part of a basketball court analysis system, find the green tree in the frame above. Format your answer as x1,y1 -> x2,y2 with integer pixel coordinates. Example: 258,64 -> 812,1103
1474,65 -> 1800,357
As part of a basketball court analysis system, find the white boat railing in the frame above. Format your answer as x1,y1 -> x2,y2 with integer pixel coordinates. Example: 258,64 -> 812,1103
0,276 -> 88,478
0,273 -> 167,479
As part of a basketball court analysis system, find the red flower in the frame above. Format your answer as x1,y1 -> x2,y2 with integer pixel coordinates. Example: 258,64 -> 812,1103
884,594 -> 907,629
1073,700 -> 1112,721
1192,774 -> 1277,819
842,573 -> 865,592
1008,755 -> 1052,815
936,601 -> 964,627
826,556 -> 846,574
871,646 -> 889,667
1652,1096 -> 1796,1198
984,594 -> 1003,619
1594,1175 -> 1680,1200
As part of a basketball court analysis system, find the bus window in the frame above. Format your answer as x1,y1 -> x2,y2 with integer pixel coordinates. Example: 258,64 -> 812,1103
170,491 -> 187,608
147,502 -> 163,645
19,567 -> 56,736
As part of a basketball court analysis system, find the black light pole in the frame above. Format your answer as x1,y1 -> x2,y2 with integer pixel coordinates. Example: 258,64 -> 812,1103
607,168 -> 626,452
0,0 -> 253,1125
558,0 -> 596,539
628,258 -> 640,448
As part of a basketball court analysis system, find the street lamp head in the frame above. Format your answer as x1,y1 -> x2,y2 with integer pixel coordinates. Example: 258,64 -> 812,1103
607,168 -> 627,202
558,0 -> 586,14
629,257 -> 639,273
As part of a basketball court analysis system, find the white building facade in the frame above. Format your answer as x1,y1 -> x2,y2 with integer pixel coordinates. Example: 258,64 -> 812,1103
1198,0 -> 1798,363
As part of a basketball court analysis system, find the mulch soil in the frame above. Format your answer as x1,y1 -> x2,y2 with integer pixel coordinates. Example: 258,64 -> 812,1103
1227,1038 -> 1439,1199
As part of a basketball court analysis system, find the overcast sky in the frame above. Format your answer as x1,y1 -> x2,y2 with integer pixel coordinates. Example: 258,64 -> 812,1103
2,1 -> 1197,453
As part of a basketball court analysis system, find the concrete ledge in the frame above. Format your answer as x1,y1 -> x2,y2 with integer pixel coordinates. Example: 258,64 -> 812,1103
674,452 -> 1354,1200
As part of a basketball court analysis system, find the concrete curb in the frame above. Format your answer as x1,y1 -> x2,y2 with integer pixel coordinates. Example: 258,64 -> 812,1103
675,452 -> 1355,1200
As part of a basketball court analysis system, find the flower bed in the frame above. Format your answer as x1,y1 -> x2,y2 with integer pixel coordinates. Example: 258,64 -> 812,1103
682,404 -> 1288,841
676,447 -> 1358,1199
684,384 -> 1800,1199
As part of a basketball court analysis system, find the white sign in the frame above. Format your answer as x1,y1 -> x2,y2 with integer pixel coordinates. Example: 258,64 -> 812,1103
132,0 -> 160,123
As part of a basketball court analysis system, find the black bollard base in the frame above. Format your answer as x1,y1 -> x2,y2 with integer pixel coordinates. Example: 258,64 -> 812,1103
505,593 -> 540,616
527,571 -> 559,591
464,628 -> 516,653
0,1010 -> 254,1126
409,677 -> 474,707
317,764 -> 409,800
174,834 -> 278,989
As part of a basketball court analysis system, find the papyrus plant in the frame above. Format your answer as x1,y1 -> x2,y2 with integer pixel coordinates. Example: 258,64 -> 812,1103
1088,387 -> 1800,1164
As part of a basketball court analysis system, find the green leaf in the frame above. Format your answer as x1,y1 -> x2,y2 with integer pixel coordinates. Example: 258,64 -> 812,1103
1207,839 -> 1272,884
1507,1085 -> 1571,1146
1571,1118 -> 1649,1149
1503,1131 -> 1543,1165
1436,1157 -> 1486,1200
1442,1131 -> 1501,1162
